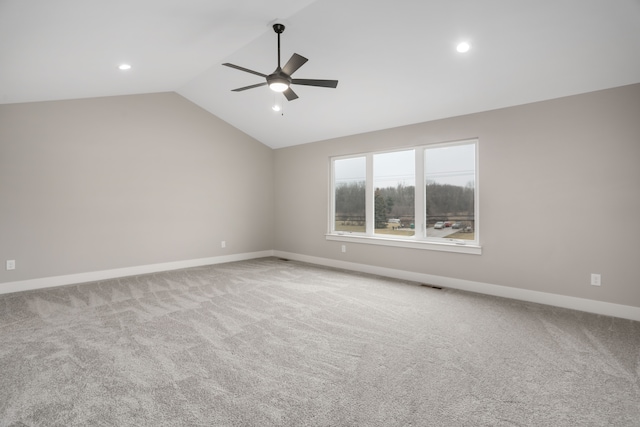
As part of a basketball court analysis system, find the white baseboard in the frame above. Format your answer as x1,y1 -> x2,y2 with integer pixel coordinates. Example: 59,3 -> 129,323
0,250 -> 274,295
3,249 -> 638,322
274,251 -> 640,322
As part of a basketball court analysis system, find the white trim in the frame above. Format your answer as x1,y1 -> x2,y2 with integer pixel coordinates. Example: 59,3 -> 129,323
0,250 -> 274,295
414,148 -> 425,236
325,233 -> 482,255
365,154 -> 374,235
274,250 -> 640,322
3,249 -> 638,322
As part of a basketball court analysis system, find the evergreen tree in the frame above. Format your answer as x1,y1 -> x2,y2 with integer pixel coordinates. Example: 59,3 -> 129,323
374,189 -> 388,229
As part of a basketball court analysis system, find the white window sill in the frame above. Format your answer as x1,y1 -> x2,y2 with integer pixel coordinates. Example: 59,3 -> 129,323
325,233 -> 482,255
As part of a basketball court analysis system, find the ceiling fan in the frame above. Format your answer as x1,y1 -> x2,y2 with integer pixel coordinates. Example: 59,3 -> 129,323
222,23 -> 338,101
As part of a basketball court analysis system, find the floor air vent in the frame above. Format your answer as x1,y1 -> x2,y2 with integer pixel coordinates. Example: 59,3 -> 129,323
421,283 -> 442,290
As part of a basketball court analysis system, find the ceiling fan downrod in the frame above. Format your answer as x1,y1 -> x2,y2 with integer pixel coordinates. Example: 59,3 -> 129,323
273,23 -> 285,70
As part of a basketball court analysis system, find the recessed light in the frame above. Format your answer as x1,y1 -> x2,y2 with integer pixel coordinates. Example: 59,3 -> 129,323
456,42 -> 471,53
118,64 -> 132,70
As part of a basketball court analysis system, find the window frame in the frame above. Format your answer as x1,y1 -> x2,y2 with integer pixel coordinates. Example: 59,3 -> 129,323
327,139 -> 481,255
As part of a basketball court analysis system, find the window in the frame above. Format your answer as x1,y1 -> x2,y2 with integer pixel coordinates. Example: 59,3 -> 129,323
374,150 -> 415,237
333,156 -> 366,233
328,139 -> 479,254
425,143 -> 476,240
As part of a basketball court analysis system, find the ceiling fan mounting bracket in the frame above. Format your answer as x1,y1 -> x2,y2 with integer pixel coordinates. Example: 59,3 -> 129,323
273,23 -> 285,34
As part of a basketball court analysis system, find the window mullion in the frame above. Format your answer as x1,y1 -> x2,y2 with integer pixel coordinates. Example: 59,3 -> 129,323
365,154 -> 374,235
414,148 -> 425,238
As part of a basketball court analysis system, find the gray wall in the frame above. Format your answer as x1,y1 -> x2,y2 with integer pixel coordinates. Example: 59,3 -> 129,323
1,85 -> 638,309
0,92 -> 274,283
273,84 -> 640,308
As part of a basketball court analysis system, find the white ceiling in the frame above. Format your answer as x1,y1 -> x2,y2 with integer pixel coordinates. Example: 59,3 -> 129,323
2,0 -> 639,149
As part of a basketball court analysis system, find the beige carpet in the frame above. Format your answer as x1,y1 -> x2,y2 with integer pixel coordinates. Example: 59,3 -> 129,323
1,257 -> 639,426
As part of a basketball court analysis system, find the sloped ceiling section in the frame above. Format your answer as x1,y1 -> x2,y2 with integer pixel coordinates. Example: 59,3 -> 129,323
2,0 -> 640,148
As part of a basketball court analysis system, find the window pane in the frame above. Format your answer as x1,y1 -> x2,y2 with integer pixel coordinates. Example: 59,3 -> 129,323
425,143 -> 475,239
334,157 -> 366,233
373,150 -> 415,237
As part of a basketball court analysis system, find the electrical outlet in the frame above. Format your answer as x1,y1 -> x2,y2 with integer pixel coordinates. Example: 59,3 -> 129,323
590,273 -> 601,286
221,241 -> 226,248
341,245 -> 346,253
6,260 -> 15,270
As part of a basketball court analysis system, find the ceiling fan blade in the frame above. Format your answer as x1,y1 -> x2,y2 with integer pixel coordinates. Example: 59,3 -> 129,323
283,87 -> 299,101
222,63 -> 267,78
232,82 -> 267,92
282,53 -> 308,76
292,79 -> 339,88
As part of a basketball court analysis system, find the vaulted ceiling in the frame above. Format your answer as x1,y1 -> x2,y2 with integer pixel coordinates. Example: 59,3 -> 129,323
2,0 -> 639,148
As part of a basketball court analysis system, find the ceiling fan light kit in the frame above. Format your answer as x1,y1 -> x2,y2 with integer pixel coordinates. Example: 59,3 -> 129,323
222,23 -> 338,101
267,77 -> 290,92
